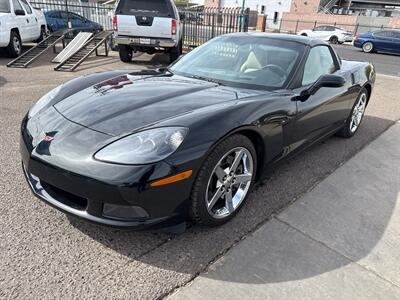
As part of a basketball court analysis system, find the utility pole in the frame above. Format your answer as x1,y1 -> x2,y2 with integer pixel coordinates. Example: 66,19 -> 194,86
240,0 -> 246,31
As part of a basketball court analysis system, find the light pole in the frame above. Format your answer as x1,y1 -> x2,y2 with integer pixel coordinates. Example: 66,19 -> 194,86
240,0 -> 246,31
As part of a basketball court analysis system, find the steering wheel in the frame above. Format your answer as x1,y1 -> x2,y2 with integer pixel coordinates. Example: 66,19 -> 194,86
261,64 -> 287,79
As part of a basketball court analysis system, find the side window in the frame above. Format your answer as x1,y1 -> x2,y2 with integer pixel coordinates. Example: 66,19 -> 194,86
19,0 -> 31,13
60,11 -> 68,19
392,31 -> 400,39
326,26 -> 335,31
12,0 -> 23,12
302,46 -> 336,86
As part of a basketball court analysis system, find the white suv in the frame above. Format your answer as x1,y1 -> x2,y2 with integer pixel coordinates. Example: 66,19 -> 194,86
113,0 -> 182,63
0,0 -> 47,57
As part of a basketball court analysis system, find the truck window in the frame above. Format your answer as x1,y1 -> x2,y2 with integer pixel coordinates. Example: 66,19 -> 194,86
12,0 -> 23,12
116,0 -> 172,17
19,0 -> 32,14
0,0 -> 11,13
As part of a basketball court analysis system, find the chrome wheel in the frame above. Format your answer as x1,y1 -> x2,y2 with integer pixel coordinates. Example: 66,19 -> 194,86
13,36 -> 21,55
350,93 -> 367,133
362,42 -> 373,53
205,147 -> 254,219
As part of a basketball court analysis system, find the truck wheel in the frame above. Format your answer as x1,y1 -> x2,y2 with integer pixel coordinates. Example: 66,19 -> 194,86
169,41 -> 182,63
6,31 -> 22,58
118,45 -> 132,63
34,26 -> 47,43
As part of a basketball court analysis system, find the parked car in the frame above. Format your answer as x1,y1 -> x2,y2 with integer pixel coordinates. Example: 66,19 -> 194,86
21,33 -> 375,229
113,0 -> 183,63
0,0 -> 47,57
353,29 -> 400,54
44,10 -> 103,33
298,26 -> 353,44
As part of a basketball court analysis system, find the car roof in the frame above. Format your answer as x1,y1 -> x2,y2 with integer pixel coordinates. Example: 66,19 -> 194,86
223,32 -> 328,47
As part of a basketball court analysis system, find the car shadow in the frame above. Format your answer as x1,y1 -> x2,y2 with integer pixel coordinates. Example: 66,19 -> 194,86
69,114 -> 397,284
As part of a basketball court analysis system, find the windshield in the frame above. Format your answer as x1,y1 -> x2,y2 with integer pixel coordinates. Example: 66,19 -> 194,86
116,0 -> 171,17
171,35 -> 305,90
0,0 -> 10,12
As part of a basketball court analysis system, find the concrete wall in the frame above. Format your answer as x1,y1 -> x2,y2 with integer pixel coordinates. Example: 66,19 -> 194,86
280,12 -> 400,33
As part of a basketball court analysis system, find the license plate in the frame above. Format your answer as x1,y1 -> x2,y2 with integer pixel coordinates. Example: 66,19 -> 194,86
139,38 -> 151,45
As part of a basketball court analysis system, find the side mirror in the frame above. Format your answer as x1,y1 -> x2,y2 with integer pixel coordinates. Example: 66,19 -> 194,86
15,9 -> 25,16
296,74 -> 346,101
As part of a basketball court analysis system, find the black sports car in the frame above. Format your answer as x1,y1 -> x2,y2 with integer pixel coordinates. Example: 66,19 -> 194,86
21,33 -> 375,229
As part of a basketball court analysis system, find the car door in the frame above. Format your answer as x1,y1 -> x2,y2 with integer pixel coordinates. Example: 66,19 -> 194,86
11,0 -> 29,41
386,30 -> 400,54
289,45 -> 349,151
311,26 -> 326,39
18,0 -> 38,40
372,30 -> 394,52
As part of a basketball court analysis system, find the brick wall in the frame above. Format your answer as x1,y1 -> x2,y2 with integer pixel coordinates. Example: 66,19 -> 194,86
290,0 -> 321,14
388,17 -> 400,28
280,12 -> 358,32
204,0 -> 220,8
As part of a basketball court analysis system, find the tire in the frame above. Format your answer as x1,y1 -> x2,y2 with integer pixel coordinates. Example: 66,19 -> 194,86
34,26 -> 46,43
336,88 -> 368,138
329,36 -> 338,44
362,41 -> 374,53
190,134 -> 257,226
6,31 -> 22,58
118,45 -> 132,63
169,41 -> 182,64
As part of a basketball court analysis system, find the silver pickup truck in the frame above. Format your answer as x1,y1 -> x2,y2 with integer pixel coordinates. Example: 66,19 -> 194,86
113,0 -> 183,63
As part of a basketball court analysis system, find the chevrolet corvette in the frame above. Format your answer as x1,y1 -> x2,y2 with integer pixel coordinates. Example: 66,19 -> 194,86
21,33 -> 375,229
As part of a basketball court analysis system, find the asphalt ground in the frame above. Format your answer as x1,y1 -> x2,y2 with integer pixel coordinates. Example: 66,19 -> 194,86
0,48 -> 399,299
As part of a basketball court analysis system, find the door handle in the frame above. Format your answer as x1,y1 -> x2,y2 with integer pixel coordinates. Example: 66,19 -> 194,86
26,19 -> 29,23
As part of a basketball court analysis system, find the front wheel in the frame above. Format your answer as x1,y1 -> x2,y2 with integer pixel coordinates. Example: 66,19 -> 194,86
6,31 -> 22,58
118,45 -> 132,63
337,88 -> 368,138
190,134 -> 257,226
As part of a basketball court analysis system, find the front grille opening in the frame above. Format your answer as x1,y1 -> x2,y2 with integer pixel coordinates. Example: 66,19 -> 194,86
41,181 -> 88,210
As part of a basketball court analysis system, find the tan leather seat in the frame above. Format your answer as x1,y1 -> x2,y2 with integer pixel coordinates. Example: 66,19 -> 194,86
240,51 -> 262,73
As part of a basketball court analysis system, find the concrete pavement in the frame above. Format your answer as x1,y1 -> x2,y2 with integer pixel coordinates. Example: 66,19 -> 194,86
169,122 -> 400,300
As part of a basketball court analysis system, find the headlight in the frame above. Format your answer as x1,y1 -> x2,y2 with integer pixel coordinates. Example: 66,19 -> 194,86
94,127 -> 188,164
28,85 -> 63,118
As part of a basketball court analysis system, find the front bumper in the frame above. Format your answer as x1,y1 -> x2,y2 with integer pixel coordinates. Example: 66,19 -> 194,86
115,36 -> 177,48
20,133 -> 193,229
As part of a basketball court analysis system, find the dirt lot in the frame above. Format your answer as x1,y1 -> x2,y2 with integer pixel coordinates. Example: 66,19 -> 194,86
0,50 -> 399,299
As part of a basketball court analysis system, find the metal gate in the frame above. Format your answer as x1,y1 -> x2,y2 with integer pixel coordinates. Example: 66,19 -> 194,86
180,7 -> 250,48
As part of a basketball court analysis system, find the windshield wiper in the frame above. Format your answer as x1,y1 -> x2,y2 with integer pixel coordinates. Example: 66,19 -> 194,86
185,74 -> 222,85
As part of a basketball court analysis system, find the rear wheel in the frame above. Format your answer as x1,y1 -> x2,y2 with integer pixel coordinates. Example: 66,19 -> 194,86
118,45 -> 132,62
34,26 -> 47,43
329,36 -> 338,44
362,42 -> 374,53
190,134 -> 257,226
169,41 -> 182,63
6,31 -> 22,58
337,88 -> 368,138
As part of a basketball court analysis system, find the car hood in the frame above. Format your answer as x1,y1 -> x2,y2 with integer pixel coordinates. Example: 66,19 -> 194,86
54,74 -> 242,136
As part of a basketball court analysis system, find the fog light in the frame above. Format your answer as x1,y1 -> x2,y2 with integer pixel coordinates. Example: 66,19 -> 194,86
103,203 -> 149,220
